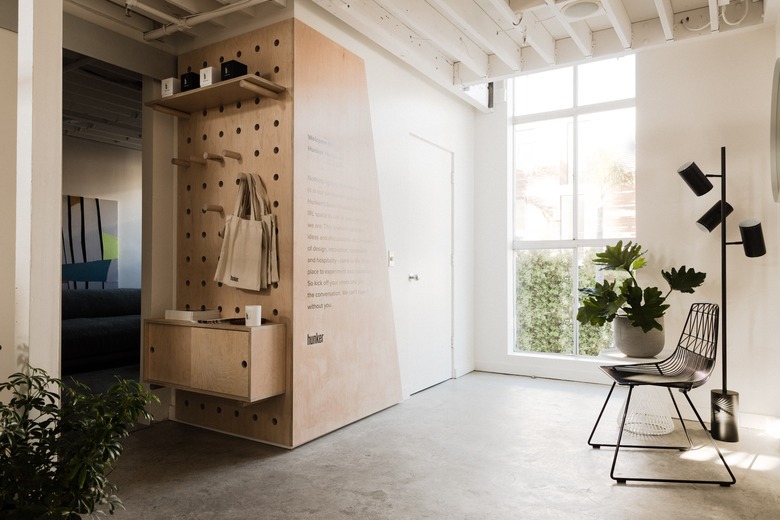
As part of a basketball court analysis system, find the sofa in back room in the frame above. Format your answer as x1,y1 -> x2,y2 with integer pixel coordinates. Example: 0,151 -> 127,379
61,288 -> 141,375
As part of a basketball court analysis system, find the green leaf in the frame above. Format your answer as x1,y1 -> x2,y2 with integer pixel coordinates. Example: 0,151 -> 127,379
662,265 -> 706,294
623,286 -> 670,332
592,240 -> 646,273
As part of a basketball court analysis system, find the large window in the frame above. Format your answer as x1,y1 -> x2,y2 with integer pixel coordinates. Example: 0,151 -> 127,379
512,56 -> 636,356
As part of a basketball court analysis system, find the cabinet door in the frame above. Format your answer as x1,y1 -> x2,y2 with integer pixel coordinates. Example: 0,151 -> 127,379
190,328 -> 250,398
145,323 -> 191,387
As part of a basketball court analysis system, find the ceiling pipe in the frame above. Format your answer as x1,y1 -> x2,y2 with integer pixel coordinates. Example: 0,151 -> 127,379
125,0 -> 181,26
141,0 -> 278,41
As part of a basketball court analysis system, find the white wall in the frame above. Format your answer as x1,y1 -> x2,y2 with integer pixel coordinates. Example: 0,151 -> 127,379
0,27 -> 17,379
296,1 -> 477,380
62,136 -> 143,288
637,26 -> 780,423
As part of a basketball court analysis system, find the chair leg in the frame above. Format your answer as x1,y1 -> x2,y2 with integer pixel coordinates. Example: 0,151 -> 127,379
588,383 -> 617,449
666,388 -> 693,451
605,388 -> 737,486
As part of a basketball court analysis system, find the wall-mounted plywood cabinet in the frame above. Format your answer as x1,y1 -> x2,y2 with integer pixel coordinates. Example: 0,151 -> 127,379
143,18 -> 401,448
144,320 -> 285,402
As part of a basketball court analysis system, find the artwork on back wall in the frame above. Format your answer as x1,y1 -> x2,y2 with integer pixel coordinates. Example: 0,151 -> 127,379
61,195 -> 118,290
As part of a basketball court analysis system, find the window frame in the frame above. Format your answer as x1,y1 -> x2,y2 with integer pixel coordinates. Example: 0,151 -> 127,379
511,57 -> 636,357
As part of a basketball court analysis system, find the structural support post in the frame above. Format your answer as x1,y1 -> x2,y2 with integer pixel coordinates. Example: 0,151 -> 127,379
15,1 -> 63,376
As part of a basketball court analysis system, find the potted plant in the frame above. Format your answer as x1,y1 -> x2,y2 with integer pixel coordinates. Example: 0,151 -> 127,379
0,366 -> 158,519
577,241 -> 706,357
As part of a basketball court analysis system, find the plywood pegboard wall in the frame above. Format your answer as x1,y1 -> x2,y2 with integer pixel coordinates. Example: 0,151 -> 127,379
172,20 -> 294,448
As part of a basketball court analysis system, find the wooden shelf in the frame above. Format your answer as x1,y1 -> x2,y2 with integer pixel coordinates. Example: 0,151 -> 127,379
146,74 -> 286,117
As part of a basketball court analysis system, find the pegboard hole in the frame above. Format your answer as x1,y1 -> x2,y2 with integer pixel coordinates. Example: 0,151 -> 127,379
185,280 -> 190,286
235,307 -> 241,314
202,231 -> 206,238
274,147 -> 279,154
202,183 -> 207,190
273,201 -> 279,208
150,346 -> 155,353
241,360 -> 247,368
201,280 -> 206,287
272,282 -> 278,289
186,185 -> 191,191
254,150 -> 259,157
200,305 -> 206,311
186,208 -> 191,215
219,130 -> 224,138
234,410 -> 240,418
274,39 -> 280,46
186,232 -> 191,239
184,400 -> 189,407
202,61 -> 207,68
254,97 -> 260,104
219,181 -> 224,187
274,66 -> 280,73
202,134 -> 207,141
185,256 -> 191,263
202,256 -> 207,263
236,101 -> 242,109
219,56 -> 224,63
236,127 -> 242,134
254,123 -> 260,131
200,403 -> 205,410
236,50 -> 242,58
202,109 -> 207,117
273,174 -> 279,181
272,417 -> 278,425
217,406 -> 222,413
252,414 -> 258,421
236,178 -> 241,185
187,137 -> 192,144
273,308 -> 278,316
218,305 -> 223,312
274,120 -> 279,127
185,304 -> 191,310
254,45 -> 260,52
187,66 -> 192,72
219,105 -> 224,113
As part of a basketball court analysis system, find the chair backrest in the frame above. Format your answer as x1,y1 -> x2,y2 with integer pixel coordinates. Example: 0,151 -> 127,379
659,303 -> 720,388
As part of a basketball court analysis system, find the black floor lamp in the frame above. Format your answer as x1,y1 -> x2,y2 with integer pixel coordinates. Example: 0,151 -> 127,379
677,146 -> 766,443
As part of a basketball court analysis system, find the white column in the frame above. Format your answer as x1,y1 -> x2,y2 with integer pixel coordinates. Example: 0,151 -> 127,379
16,1 -> 63,376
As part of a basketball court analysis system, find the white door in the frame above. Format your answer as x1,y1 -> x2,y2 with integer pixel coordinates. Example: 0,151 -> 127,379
391,134 -> 453,396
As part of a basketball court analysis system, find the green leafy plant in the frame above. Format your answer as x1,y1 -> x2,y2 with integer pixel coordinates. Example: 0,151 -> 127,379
577,240 -> 706,333
0,366 -> 158,519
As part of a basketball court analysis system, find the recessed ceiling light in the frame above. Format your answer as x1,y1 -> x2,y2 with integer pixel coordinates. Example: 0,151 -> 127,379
561,0 -> 602,21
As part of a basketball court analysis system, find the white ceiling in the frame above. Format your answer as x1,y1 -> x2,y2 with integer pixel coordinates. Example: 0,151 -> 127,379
60,0 -> 777,111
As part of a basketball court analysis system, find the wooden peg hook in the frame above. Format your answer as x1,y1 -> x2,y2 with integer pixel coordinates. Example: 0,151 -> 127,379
202,204 -> 224,215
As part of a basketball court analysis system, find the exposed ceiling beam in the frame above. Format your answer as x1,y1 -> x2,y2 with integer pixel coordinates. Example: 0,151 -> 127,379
544,0 -> 592,57
601,0 -> 632,49
311,0 -> 490,111
520,10 -> 555,64
708,0 -> 720,32
427,0 -> 522,73
374,0 -> 489,79
653,0 -> 675,41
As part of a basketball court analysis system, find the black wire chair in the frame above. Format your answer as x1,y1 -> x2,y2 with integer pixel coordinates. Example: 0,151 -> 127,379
587,302 -> 736,486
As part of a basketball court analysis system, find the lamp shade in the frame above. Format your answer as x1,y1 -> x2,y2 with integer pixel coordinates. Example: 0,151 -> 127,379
696,201 -> 733,232
739,219 -> 766,257
678,161 -> 714,196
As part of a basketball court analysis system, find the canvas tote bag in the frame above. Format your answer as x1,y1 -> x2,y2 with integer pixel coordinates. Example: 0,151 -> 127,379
214,173 -> 279,291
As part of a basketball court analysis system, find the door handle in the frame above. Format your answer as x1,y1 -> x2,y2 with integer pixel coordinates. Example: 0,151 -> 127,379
408,274 -> 420,281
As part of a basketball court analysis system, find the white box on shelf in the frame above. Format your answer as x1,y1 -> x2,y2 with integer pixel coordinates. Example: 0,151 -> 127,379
200,67 -> 220,87
162,77 -> 180,97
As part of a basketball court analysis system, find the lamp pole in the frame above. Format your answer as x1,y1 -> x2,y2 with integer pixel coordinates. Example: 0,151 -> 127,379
711,146 -> 739,442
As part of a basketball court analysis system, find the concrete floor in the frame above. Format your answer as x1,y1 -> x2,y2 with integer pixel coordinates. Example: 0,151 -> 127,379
105,372 -> 780,519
